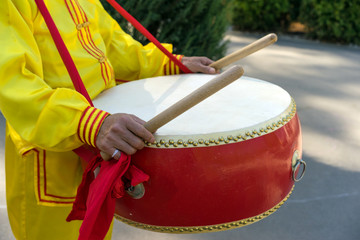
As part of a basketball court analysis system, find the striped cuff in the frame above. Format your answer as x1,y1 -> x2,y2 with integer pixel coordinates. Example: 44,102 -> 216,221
78,106 -> 110,147
164,55 -> 183,75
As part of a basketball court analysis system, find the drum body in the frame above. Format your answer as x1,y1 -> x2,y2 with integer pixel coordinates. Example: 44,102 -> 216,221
93,74 -> 302,233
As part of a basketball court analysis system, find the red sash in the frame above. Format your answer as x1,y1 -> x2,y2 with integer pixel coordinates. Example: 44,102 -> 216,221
33,1 -> 158,239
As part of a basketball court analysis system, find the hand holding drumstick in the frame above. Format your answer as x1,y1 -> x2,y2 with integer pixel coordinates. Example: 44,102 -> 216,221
96,33 -> 277,160
97,65 -> 244,160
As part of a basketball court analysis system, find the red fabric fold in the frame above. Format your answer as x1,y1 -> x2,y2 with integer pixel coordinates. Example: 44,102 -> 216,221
67,153 -> 149,240
66,153 -> 102,221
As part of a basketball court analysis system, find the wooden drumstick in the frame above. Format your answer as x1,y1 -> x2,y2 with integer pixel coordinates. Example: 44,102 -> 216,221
210,33 -> 278,71
100,65 -> 244,160
144,65 -> 244,132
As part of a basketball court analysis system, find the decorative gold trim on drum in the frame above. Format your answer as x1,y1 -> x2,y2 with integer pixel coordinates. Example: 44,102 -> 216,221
114,186 -> 294,234
145,99 -> 297,148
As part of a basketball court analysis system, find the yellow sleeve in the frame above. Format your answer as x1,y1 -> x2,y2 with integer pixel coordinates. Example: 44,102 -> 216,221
0,0 -> 108,152
95,0 -> 182,81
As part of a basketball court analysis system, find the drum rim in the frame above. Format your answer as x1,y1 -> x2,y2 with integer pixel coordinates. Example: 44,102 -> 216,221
95,74 -> 293,139
114,185 -> 294,234
145,98 -> 297,148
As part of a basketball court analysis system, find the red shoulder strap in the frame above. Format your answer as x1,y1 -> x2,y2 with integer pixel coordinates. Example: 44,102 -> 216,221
34,0 -> 94,105
35,0 -> 192,104
105,0 -> 192,73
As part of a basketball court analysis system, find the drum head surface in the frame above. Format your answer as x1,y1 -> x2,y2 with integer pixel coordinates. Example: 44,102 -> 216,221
94,74 -> 291,136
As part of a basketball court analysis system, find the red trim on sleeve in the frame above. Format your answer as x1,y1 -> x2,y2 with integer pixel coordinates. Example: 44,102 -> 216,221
78,107 -> 110,147
82,108 -> 97,143
93,113 -> 109,148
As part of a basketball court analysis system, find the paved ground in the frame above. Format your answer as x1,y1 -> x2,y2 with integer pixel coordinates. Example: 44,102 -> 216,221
1,31 -> 360,240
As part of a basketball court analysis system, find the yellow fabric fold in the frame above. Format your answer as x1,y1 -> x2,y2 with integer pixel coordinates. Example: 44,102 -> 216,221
2,0 -> 180,238
0,0 -> 177,153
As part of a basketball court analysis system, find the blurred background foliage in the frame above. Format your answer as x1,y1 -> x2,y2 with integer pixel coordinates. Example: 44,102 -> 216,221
232,0 -> 360,45
101,0 -> 359,58
100,0 -> 232,60
232,0 -> 293,32
299,0 -> 360,45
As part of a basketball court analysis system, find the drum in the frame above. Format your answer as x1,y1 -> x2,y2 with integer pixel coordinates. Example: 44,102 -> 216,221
93,73 -> 304,233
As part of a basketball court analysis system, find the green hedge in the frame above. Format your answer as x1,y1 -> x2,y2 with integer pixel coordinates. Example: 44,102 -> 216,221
299,0 -> 360,45
100,0 -> 232,60
231,0 -> 360,45
232,0 -> 293,32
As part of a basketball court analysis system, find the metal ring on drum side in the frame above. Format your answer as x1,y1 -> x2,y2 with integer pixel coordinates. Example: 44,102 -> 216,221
292,150 -> 306,182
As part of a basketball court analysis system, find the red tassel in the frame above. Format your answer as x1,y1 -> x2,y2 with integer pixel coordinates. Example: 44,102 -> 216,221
67,153 -> 150,240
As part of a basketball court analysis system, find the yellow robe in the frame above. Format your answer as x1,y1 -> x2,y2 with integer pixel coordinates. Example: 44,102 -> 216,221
0,0 -> 181,239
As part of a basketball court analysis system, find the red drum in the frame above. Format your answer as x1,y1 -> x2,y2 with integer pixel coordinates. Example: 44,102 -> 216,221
93,74 -> 305,233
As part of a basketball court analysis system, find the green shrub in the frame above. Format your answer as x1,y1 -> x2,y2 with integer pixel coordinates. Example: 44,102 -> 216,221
232,0 -> 292,32
100,0 -> 232,60
299,0 -> 360,45
289,0 -> 302,21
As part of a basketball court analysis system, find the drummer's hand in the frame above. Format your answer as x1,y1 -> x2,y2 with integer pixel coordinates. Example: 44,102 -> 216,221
96,113 -> 155,160
182,56 -> 218,74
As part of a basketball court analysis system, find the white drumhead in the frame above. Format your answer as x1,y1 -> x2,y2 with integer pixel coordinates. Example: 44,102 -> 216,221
94,74 -> 292,137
